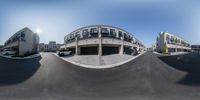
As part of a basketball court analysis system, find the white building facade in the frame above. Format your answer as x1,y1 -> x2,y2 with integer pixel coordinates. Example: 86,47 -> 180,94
61,25 -> 145,56
156,32 -> 191,53
38,41 -> 61,52
4,27 -> 39,56
48,41 -> 57,52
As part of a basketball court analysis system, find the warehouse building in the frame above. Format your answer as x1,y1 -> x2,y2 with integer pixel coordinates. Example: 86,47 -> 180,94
156,32 -> 191,54
4,27 -> 39,56
61,25 -> 145,56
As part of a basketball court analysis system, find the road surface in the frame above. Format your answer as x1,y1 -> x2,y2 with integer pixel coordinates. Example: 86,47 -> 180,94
0,52 -> 200,100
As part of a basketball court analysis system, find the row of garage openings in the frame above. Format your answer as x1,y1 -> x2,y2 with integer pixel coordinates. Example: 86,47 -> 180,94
67,46 -> 133,55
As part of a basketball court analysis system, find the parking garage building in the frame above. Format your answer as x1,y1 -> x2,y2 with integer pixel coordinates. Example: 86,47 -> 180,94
61,25 -> 145,56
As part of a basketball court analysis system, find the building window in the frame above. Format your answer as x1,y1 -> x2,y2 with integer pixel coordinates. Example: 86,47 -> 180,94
66,35 -> 71,42
20,31 -> 26,41
75,32 -> 81,39
82,29 -> 89,38
166,35 -> 170,44
170,37 -> 174,44
101,28 -> 109,37
90,28 -> 98,33
124,33 -> 129,41
110,29 -> 116,38
175,38 -> 178,44
129,36 -> 133,42
90,28 -> 98,37
166,37 -> 170,44
70,34 -> 75,41
118,31 -> 123,39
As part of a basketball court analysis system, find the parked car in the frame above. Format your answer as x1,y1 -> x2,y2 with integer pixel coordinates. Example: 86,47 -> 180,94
132,47 -> 139,55
57,50 -> 72,56
124,47 -> 138,56
2,49 -> 17,55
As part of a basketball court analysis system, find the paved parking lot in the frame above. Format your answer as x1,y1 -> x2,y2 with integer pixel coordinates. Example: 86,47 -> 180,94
60,54 -> 134,66
0,52 -> 200,100
56,52 -> 145,69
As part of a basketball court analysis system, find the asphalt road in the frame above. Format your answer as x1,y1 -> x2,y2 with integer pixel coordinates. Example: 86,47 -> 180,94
0,52 -> 200,100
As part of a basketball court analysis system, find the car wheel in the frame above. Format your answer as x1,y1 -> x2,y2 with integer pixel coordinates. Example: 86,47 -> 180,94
69,52 -> 72,55
60,53 -> 64,56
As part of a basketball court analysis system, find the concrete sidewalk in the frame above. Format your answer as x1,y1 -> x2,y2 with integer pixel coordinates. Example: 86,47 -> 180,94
0,53 -> 41,59
54,52 -> 146,69
65,54 -> 133,66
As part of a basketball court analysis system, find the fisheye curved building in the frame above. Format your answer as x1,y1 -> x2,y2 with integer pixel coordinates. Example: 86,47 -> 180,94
156,32 -> 191,53
61,25 -> 145,56
4,27 -> 39,56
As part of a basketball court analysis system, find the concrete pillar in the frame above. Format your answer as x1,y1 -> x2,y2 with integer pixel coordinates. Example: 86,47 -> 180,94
98,26 -> 102,56
175,47 -> 177,52
75,37 -> 80,55
119,35 -> 124,55
65,44 -> 67,50
64,39 -> 67,50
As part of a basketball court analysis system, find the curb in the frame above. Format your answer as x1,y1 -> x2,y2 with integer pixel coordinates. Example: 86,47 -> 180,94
0,53 -> 41,60
53,51 -> 146,69
153,51 -> 190,56
153,51 -> 165,56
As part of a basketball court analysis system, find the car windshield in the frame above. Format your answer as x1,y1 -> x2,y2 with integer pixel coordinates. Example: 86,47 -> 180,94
59,49 -> 67,52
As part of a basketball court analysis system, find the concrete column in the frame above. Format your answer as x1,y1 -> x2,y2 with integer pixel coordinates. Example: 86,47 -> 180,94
98,26 -> 102,56
119,34 -> 124,55
75,37 -> 79,55
76,46 -> 80,55
175,47 -> 177,52
65,44 -> 67,50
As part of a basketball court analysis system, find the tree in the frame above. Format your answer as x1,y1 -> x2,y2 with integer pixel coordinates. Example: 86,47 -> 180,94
163,43 -> 168,54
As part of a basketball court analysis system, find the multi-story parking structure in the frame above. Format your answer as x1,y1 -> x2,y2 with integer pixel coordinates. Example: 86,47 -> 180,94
156,32 -> 191,53
4,27 -> 39,56
61,25 -> 145,56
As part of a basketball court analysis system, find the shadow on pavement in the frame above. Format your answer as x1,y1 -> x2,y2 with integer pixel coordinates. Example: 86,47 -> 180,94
0,56 -> 41,86
158,52 -> 200,86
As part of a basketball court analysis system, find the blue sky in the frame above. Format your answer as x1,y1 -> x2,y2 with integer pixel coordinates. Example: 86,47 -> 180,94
0,0 -> 200,47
